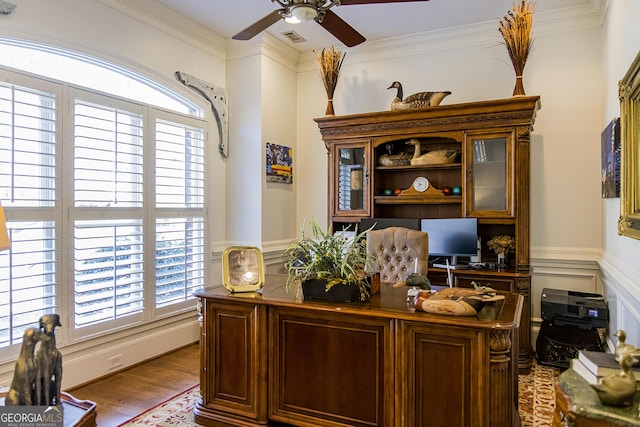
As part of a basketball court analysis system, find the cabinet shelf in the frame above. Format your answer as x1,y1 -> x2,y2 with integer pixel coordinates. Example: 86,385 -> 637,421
375,195 -> 462,205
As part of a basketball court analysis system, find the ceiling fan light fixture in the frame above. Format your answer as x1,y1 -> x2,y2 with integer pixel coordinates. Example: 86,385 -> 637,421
284,13 -> 301,24
290,4 -> 318,22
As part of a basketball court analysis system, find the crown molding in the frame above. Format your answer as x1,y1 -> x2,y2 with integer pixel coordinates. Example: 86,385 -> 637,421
95,0 -> 227,60
226,32 -> 299,73
297,1 -> 605,72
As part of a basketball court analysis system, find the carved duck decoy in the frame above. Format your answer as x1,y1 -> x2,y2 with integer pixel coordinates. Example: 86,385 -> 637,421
615,329 -> 640,363
413,287 -> 504,316
406,138 -> 459,166
590,352 -> 638,406
387,81 -> 451,110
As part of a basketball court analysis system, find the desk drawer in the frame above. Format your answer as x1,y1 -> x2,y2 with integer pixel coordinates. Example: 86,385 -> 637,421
455,276 -> 514,292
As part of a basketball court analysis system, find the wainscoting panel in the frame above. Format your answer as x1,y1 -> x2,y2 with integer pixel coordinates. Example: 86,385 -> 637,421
519,251 -> 602,353
599,253 -> 640,351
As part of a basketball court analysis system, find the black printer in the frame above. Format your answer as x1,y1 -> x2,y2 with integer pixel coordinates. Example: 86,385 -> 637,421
540,288 -> 608,329
536,288 -> 608,369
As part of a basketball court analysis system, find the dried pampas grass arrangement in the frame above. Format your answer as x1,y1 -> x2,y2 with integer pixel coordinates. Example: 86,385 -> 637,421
499,0 -> 536,96
315,46 -> 345,115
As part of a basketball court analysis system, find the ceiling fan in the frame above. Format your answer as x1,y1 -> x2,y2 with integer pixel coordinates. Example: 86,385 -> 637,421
232,0 -> 430,47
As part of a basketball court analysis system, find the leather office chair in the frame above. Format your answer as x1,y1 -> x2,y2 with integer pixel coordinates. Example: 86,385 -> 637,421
366,226 -> 428,284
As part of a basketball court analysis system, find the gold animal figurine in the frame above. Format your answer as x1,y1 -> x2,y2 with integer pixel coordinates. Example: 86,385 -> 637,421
614,329 -> 640,363
4,328 -> 47,405
35,314 -> 63,406
387,81 -> 451,110
590,352 -> 638,406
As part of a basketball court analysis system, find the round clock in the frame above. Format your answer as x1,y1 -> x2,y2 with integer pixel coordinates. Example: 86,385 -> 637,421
412,176 -> 430,192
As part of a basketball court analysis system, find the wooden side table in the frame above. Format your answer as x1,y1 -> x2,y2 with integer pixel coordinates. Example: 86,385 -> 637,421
554,367 -> 640,426
1,390 -> 96,427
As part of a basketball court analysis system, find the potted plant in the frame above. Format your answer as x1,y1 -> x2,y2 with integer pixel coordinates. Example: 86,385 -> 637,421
284,219 -> 375,302
487,235 -> 515,267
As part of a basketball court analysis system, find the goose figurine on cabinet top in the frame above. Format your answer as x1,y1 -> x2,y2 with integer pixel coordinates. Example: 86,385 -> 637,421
590,352 -> 638,406
614,329 -> 640,363
387,81 -> 451,110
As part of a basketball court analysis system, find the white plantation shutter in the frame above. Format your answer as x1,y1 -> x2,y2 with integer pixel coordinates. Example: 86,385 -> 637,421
155,120 -> 204,208
0,79 -> 59,347
74,219 -> 145,328
0,221 -> 57,347
155,217 -> 205,307
154,119 -> 205,308
73,101 -> 144,208
71,94 -> 147,329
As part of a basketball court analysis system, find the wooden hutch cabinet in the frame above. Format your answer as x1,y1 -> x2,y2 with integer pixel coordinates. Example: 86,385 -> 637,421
314,96 -> 541,372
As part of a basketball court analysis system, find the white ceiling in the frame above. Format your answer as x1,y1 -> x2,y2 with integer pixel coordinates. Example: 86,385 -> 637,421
152,0 -> 596,52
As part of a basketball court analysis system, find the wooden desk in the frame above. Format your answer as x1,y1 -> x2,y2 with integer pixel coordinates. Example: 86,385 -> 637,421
195,274 -> 523,427
554,368 -> 640,427
1,391 -> 96,427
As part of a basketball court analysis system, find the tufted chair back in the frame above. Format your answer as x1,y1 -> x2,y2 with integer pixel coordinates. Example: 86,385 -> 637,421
366,227 -> 429,284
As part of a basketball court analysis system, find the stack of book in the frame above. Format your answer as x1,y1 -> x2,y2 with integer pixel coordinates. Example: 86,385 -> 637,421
572,350 -> 640,384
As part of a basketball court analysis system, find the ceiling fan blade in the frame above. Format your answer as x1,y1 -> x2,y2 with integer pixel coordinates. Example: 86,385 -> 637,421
318,9 -> 366,47
340,0 -> 429,4
232,10 -> 283,40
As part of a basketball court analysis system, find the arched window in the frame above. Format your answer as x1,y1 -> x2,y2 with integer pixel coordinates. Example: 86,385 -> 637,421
0,39 -> 208,350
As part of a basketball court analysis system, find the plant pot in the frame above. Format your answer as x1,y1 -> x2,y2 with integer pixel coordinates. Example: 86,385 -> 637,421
301,278 -> 367,302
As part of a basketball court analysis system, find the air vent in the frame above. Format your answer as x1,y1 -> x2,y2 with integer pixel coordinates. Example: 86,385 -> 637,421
281,31 -> 306,43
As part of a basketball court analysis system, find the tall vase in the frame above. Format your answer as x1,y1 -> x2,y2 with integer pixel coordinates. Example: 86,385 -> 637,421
513,75 -> 525,96
325,98 -> 335,116
497,252 -> 507,267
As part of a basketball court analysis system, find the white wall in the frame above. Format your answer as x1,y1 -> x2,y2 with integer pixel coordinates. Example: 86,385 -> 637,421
260,40 -> 299,250
600,0 -> 640,348
225,45 -> 263,246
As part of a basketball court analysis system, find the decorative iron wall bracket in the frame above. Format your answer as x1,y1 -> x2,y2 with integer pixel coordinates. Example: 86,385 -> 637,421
175,71 -> 229,158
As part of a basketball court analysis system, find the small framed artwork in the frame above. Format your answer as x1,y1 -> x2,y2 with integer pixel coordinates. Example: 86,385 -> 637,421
222,246 -> 265,293
266,142 -> 293,184
601,117 -> 621,198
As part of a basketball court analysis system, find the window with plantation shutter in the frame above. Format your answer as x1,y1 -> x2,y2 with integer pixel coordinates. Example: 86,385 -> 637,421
0,80 -> 58,348
155,120 -> 205,308
0,40 -> 208,353
71,93 -> 148,330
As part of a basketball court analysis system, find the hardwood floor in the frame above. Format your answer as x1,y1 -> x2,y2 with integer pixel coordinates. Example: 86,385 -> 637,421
68,342 -> 200,426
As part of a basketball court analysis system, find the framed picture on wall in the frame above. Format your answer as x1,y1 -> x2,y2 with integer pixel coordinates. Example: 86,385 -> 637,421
266,142 -> 293,184
619,51 -> 640,239
601,117 -> 621,198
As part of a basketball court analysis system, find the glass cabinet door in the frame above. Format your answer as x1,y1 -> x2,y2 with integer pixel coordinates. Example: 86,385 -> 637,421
333,141 -> 370,217
465,132 -> 514,217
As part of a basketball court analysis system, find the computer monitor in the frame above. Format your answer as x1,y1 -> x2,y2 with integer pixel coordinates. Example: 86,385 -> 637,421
420,218 -> 478,266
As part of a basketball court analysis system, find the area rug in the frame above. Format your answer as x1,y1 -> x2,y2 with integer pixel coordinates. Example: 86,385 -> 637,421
120,361 -> 559,426
118,385 -> 200,427
519,360 -> 559,427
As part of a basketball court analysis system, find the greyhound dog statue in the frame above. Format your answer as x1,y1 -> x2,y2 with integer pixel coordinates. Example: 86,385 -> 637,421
4,328 -> 46,405
35,314 -> 63,406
